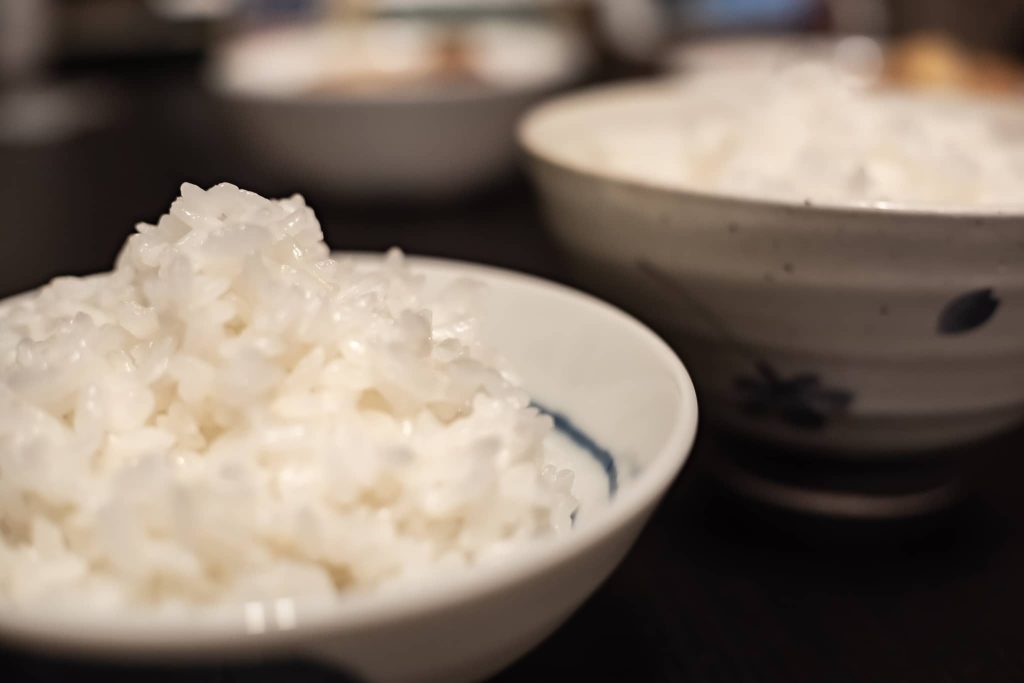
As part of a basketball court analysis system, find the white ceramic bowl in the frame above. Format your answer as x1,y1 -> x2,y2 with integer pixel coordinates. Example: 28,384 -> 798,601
520,77 -> 1024,455
0,256 -> 697,683
207,20 -> 591,200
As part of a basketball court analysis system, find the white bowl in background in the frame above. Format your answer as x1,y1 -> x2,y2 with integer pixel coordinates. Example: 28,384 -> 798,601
520,77 -> 1024,456
0,256 -> 697,683
206,20 -> 592,200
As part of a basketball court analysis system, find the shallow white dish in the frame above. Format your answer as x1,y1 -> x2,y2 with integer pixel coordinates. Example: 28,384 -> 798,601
0,256 -> 697,683
520,77 -> 1024,455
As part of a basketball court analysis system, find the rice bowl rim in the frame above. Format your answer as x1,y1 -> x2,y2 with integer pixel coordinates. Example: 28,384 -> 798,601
518,75 -> 1024,218
0,255 -> 698,656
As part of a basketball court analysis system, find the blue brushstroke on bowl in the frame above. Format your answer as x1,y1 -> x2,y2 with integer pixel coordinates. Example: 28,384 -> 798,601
735,361 -> 853,430
938,288 -> 1000,334
532,402 -> 618,496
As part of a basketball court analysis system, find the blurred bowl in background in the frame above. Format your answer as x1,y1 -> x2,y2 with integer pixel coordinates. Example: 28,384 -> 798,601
520,75 -> 1024,458
207,17 -> 591,200
661,33 -> 885,80
662,32 -> 1024,96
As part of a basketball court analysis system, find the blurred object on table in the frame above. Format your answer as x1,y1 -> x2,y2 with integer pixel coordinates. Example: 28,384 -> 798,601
882,31 -> 1024,95
0,0 -> 120,146
659,0 -> 887,36
147,0 -> 239,21
668,0 -> 830,33
590,0 -> 666,65
662,29 -> 1024,97
347,0 -> 587,15
588,0 -> 831,68
592,0 -> 890,67
662,33 -> 885,81
889,0 -> 1024,58
224,0 -> 589,26
824,0 -> 888,36
0,0 -> 55,83
0,77 -> 120,146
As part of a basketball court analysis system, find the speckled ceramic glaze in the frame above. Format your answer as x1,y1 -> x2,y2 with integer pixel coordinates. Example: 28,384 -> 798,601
520,78 -> 1024,455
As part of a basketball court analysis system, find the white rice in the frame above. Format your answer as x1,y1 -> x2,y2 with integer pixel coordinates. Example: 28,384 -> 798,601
587,62 -> 1024,207
0,183 -> 578,612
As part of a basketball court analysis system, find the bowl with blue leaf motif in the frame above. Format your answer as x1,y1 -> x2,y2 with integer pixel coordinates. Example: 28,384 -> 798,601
520,75 -> 1024,460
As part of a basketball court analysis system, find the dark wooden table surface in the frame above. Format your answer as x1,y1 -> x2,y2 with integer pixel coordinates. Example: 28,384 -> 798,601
2,61 -> 1023,683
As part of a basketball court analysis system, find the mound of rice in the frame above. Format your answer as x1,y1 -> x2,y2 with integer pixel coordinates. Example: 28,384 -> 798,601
591,62 -> 1024,206
0,183 -> 577,612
